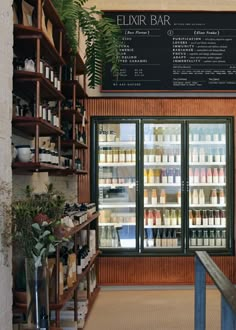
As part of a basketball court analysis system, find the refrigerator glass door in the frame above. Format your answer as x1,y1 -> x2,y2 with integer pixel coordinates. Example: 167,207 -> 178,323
188,123 -> 227,250
143,123 -> 182,250
98,122 -> 137,249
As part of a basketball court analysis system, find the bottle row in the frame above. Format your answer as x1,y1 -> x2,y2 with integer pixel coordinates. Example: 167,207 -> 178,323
189,209 -> 226,227
144,209 -> 181,226
189,167 -> 225,184
190,188 -> 225,205
189,229 -> 226,247
144,189 -> 181,206
144,127 -> 181,143
99,225 -> 120,248
99,177 -> 136,185
189,127 -> 226,143
99,148 -> 136,163
190,147 -> 225,163
144,148 -> 181,163
144,228 -> 179,248
144,168 -> 181,184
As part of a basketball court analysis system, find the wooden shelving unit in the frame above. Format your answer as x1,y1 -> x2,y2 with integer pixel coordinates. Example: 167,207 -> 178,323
12,117 -> 64,136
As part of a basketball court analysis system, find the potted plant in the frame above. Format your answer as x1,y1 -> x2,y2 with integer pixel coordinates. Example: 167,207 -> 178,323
12,183 -> 67,329
51,0 -> 121,88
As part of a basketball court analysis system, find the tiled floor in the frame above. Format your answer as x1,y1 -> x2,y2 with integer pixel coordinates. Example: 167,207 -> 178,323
84,286 -> 221,330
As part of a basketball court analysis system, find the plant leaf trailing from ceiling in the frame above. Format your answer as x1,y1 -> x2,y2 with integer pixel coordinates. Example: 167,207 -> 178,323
51,0 -> 121,88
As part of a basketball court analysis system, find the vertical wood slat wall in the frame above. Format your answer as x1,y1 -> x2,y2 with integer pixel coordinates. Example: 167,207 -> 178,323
80,98 -> 236,285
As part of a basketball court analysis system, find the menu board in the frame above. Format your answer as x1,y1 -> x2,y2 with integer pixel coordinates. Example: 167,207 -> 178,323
102,11 -> 236,92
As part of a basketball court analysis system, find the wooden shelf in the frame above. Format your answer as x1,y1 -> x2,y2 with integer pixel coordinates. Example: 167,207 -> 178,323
14,71 -> 65,101
62,80 -> 87,98
12,117 -> 64,136
67,213 -> 99,236
61,140 -> 88,149
14,25 -> 65,65
12,162 -> 65,173
61,109 -> 84,123
51,250 -> 100,310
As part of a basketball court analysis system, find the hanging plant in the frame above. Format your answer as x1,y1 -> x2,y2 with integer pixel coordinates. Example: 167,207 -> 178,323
51,0 -> 121,88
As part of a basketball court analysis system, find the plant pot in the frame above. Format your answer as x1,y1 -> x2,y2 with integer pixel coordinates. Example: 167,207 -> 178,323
25,258 -> 49,330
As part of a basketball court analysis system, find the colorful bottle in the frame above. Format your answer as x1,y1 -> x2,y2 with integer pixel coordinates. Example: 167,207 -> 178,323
189,210 -> 193,226
148,169 -> 155,184
195,210 -> 201,226
218,168 -> 225,183
155,169 -> 161,183
207,168 -> 212,183
202,210 -> 208,226
160,189 -> 166,204
144,169 -> 148,184
212,168 -> 219,183
214,210 -> 221,226
155,209 -> 162,226
151,189 -> 157,205
200,168 -> 206,183
177,190 -> 181,205
147,209 -> 154,226
192,189 -> 199,205
210,189 -> 217,205
144,189 -> 149,205
219,189 -> 225,205
161,168 -> 167,184
167,168 -> 174,184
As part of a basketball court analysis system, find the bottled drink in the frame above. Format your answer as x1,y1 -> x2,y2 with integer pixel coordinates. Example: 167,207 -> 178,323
208,209 -> 214,226
199,148 -> 205,162
169,150 -> 175,163
199,189 -> 205,205
202,210 -> 208,226
157,127 -> 164,142
148,229 -> 154,247
99,149 -> 106,163
167,168 -> 174,184
148,169 -> 155,184
200,168 -> 206,183
214,148 -> 221,163
197,230 -> 203,246
175,168 -> 181,184
172,230 -> 178,247
155,169 -> 161,183
189,168 -> 194,184
221,230 -> 226,247
167,230 -> 172,247
218,168 -> 225,183
192,189 -> 199,205
215,230 -> 222,246
144,169 -> 148,184
164,209 -> 170,226
126,149 -> 132,162
220,127 -> 226,142
155,209 -> 162,226
113,149 -> 119,162
170,209 -> 177,226
212,168 -> 219,183
156,148 -> 162,162
162,229 -> 167,247
210,189 -> 217,205
162,149 -> 168,163
194,168 -> 199,184
161,168 -> 167,183
220,210 -> 226,227
156,229 -> 161,247
219,189 -> 225,205
147,209 -> 154,226
192,147 -> 198,163
144,189 -> 149,205
160,189 -> 166,204
214,210 -> 221,226
203,230 -> 209,246
177,190 -> 181,205
189,210 -> 193,226
195,210 -> 202,226
151,189 -> 157,205
119,149 -> 125,162
190,230 -> 197,246
209,230 -> 215,247
177,209 -> 181,226
107,226 -> 113,247
207,168 -> 212,183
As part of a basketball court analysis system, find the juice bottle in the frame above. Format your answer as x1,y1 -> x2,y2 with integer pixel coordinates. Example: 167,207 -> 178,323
160,189 -> 166,204
144,189 -> 149,205
151,189 -> 157,205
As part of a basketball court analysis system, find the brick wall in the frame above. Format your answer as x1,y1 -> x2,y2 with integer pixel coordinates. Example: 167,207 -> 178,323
0,1 -> 13,329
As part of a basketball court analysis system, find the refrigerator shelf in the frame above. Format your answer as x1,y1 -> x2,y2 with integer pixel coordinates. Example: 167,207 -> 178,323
189,225 -> 226,228
144,203 -> 181,208
189,141 -> 226,145
99,141 -> 135,147
189,204 -> 226,208
189,162 -> 226,166
144,225 -> 181,228
99,183 -> 135,188
99,222 -> 135,226
144,141 -> 180,145
99,162 -> 135,167
144,162 -> 181,166
189,246 -> 226,249
190,183 -> 226,186
99,203 -> 136,209
144,183 -> 181,187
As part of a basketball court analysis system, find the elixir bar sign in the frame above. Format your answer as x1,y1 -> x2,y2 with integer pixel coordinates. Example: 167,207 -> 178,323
101,11 -> 236,92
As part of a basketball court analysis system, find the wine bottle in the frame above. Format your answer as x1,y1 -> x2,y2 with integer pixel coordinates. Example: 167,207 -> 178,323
215,230 -> 222,246
197,230 -> 203,246
190,230 -> 197,246
209,230 -> 215,247
203,230 -> 209,246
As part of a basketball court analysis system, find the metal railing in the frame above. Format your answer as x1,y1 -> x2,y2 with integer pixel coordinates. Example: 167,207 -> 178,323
195,251 -> 236,330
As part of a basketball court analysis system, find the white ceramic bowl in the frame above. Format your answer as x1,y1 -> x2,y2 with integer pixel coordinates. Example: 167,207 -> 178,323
16,145 -> 31,162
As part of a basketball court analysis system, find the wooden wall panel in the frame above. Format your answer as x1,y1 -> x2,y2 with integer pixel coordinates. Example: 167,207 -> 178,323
80,97 -> 236,285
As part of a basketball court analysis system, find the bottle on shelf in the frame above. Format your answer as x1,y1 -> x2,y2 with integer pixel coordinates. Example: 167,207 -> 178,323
200,168 -> 206,183
174,168 -> 181,184
214,209 -> 221,226
207,168 -> 212,183
218,167 -> 225,183
190,230 -> 197,246
207,148 -> 213,163
195,210 -> 201,226
169,150 -> 175,163
167,230 -> 172,247
144,189 -> 149,205
189,210 -> 194,226
199,189 -> 205,205
203,230 -> 209,246
210,189 -> 218,205
192,189 -> 199,205
214,148 -> 221,163
161,168 -> 167,183
162,229 -> 167,247
199,148 -> 205,162
215,230 -> 222,246
162,149 -> 168,163
220,149 -> 226,163
151,189 -> 157,205
202,210 -> 208,226
170,209 -> 177,226
113,149 -> 119,163
155,209 -> 162,226
148,169 -> 155,184
144,169 -> 148,184
208,209 -> 214,226
148,229 -> 154,247
160,189 -> 166,204
177,190 -> 181,205
155,169 -> 161,183
147,209 -> 154,226
189,168 -> 193,184
220,210 -> 226,227
193,127 -> 199,142
119,149 -> 125,162
167,168 -> 174,183
219,189 -> 225,205
197,230 -> 203,246
163,209 -> 170,226
172,230 -> 178,247
221,230 -> 226,247
156,229 -> 161,247
209,230 -> 215,247
194,168 -> 199,184
192,147 -> 198,163
212,168 -> 219,183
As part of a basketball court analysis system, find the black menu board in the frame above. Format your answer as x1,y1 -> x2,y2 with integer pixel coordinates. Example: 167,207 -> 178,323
102,11 -> 236,92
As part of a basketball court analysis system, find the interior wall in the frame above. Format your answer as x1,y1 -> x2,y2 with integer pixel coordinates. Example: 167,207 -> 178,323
0,1 -> 13,329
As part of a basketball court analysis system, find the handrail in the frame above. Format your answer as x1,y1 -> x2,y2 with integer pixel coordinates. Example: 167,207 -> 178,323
195,251 -> 236,330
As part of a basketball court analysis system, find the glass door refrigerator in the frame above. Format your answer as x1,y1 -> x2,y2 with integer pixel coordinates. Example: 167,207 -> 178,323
91,117 -> 233,255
